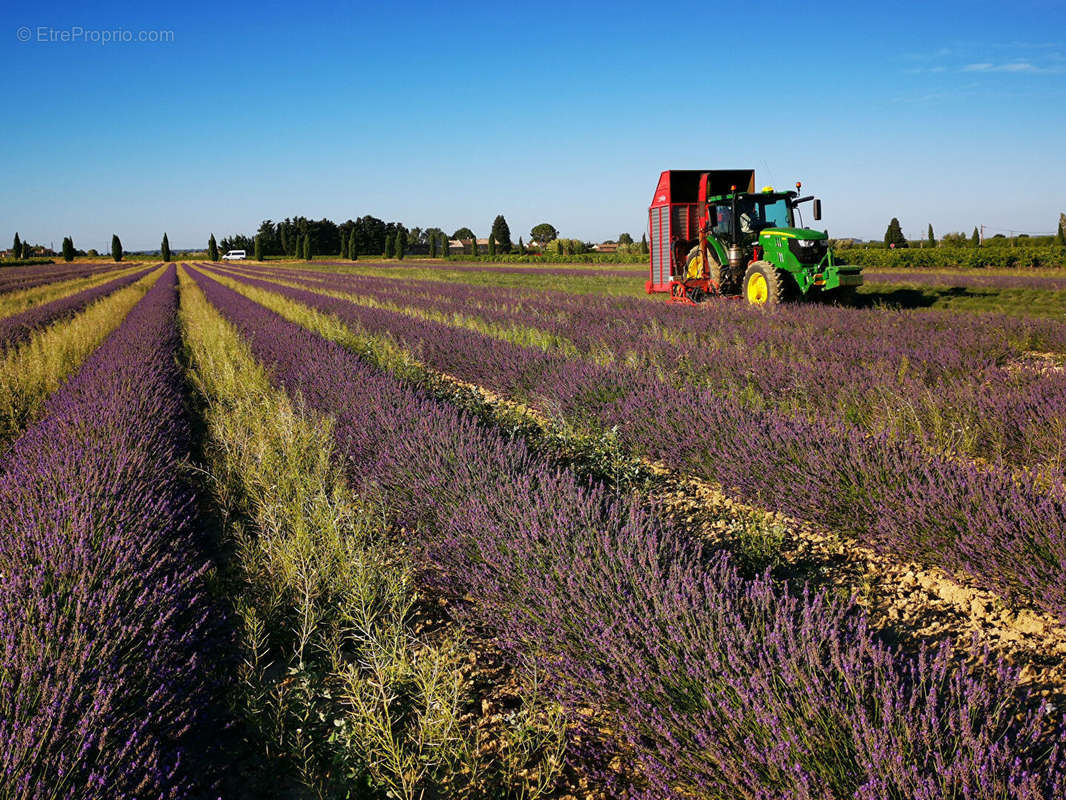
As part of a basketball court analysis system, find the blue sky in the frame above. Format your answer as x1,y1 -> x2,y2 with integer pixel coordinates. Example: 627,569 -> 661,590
2,0 -> 1064,249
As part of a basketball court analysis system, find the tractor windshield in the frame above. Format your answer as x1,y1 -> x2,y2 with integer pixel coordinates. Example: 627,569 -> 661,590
736,196 -> 793,241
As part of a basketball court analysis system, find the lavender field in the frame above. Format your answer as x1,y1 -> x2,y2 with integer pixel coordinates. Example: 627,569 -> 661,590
2,259 -> 1065,799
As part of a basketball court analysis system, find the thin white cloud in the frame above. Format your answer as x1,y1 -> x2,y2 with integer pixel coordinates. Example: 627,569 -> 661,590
963,61 -> 1064,73
901,40 -> 1066,75
996,41 -> 1058,49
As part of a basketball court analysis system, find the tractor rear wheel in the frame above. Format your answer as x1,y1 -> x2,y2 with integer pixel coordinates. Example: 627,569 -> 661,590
742,262 -> 785,306
686,246 -> 735,293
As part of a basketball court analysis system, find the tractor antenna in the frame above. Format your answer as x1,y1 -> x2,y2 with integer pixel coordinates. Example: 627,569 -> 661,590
760,160 -> 777,188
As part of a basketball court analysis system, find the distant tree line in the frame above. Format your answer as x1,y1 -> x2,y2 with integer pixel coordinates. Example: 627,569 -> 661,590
878,216 -> 1066,249
215,215 -> 606,259
220,216 -> 425,258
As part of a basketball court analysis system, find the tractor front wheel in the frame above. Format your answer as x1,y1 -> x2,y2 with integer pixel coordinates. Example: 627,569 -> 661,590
742,262 -> 785,306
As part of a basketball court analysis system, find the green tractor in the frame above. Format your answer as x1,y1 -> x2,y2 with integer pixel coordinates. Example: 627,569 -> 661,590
646,169 -> 863,305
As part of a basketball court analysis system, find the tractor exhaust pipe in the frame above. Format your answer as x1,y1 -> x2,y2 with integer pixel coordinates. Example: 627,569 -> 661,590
728,244 -> 744,270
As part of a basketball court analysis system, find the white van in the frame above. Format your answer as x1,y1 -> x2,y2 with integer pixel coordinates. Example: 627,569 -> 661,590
221,249 -> 247,261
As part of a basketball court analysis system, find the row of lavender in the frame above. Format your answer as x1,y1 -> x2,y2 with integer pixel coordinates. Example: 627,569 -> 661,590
188,267 -> 1066,799
0,266 -> 155,350
0,267 -> 222,798
0,262 -> 131,295
214,262 -> 1066,478
202,265 -> 1066,625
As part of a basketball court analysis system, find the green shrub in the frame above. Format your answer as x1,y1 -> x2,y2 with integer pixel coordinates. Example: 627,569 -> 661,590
835,245 -> 1066,270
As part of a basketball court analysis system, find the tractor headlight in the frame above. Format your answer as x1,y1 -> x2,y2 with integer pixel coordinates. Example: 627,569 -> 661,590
797,239 -> 817,247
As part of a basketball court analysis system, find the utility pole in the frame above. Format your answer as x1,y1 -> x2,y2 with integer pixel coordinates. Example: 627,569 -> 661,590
980,224 -> 985,245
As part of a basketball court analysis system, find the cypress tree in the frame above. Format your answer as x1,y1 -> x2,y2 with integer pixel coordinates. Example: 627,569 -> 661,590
641,233 -> 649,255
927,224 -> 935,246
441,233 -> 449,259
112,234 -> 123,262
62,236 -> 75,262
971,227 -> 980,247
884,218 -> 906,248
384,233 -> 394,259
429,233 -> 437,257
349,229 -> 358,260
208,234 -> 219,261
12,233 -> 21,260
254,234 -> 263,262
487,233 -> 496,258
490,215 -> 512,252
1057,222 -> 1066,246
471,237 -> 478,257
161,233 -> 171,262
517,236 -> 524,254
396,229 -> 406,260
302,234 -> 312,261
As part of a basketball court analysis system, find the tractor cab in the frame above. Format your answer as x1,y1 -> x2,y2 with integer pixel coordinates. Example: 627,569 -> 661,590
733,191 -> 793,239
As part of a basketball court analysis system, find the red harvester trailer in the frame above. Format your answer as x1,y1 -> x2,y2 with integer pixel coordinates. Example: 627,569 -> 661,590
645,169 -> 755,295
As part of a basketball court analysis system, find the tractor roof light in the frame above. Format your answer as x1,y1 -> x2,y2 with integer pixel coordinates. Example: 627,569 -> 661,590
795,181 -> 802,190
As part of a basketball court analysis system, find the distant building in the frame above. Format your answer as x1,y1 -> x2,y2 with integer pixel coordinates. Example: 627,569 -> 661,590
448,238 -> 503,254
593,242 -> 619,253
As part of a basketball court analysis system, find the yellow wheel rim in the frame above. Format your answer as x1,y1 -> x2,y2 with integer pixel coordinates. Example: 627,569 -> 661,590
747,273 -> 768,304
686,254 -> 703,279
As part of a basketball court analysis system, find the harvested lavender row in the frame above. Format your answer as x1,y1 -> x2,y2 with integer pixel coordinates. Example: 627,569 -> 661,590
214,263 -> 1066,475
0,266 -> 155,350
215,261 -> 1066,364
0,262 -> 131,294
313,259 -> 645,279
864,270 -> 1066,291
215,261 -> 1066,387
0,266 -> 222,799
189,267 -> 1065,799
205,266 -> 1066,623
